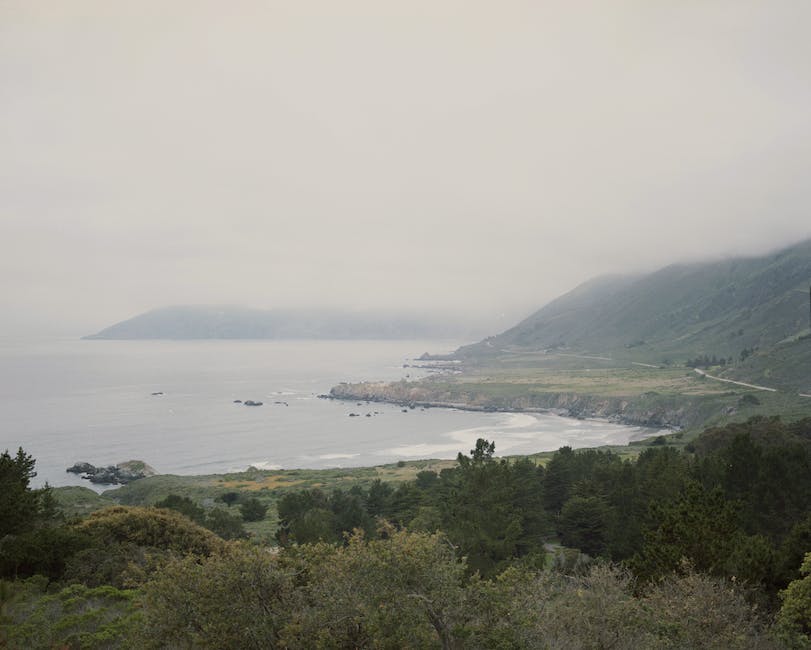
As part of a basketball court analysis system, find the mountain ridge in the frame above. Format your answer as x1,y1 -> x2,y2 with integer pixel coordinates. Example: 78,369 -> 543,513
84,305 -> 480,341
457,238 -> 811,366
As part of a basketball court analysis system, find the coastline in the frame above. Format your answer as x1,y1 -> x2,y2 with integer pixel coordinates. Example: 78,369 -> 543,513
326,379 -> 702,431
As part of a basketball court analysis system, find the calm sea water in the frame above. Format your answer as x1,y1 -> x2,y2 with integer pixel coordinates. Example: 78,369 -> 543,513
0,338 -> 660,489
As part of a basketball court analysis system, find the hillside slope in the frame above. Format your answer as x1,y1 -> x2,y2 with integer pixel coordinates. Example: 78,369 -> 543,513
458,239 -> 811,364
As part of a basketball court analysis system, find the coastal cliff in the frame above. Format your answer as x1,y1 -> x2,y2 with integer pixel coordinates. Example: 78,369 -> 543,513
329,380 -> 724,430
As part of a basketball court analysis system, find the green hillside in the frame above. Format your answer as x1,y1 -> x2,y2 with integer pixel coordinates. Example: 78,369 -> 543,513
722,334 -> 811,394
458,239 -> 811,373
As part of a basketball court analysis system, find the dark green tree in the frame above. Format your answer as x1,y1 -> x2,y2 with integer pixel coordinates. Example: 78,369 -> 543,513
440,440 -> 527,576
240,497 -> 268,522
543,446 -> 575,514
155,494 -> 206,525
0,448 -> 72,579
365,479 -> 394,517
558,496 -> 611,557
776,552 -> 811,646
205,509 -> 248,540
0,448 -> 46,537
218,492 -> 240,507
632,482 -> 740,581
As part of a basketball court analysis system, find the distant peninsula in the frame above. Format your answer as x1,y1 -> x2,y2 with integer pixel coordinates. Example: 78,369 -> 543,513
84,305 -> 477,340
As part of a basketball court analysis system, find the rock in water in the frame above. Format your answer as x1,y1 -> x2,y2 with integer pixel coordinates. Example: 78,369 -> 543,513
65,460 -> 157,485
66,461 -> 96,475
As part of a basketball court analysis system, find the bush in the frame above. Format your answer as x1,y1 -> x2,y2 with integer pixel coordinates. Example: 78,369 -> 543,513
75,506 -> 225,556
0,580 -> 139,649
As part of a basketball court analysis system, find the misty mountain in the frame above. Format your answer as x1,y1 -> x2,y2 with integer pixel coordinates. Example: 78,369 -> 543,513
84,306 -> 476,340
458,238 -> 811,363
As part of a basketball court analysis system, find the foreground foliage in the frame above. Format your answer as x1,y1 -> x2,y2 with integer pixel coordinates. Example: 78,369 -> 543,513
1,417 -> 810,648
132,532 -> 777,649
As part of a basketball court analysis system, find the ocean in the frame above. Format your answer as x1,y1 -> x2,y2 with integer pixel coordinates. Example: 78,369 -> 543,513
0,338 -> 661,489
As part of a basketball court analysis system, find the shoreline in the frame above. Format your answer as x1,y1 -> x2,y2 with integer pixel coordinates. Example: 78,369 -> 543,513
326,380 -> 690,431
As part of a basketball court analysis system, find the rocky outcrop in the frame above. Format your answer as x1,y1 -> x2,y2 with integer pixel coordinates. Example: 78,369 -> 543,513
67,460 -> 157,485
328,380 -> 714,430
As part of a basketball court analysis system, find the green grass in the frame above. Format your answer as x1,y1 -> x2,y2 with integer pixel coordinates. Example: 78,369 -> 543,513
51,459 -> 458,544
51,486 -> 117,518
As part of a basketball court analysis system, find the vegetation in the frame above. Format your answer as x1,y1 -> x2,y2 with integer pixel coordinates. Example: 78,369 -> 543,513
456,238 -> 811,371
2,416 -> 811,647
331,360 -> 811,434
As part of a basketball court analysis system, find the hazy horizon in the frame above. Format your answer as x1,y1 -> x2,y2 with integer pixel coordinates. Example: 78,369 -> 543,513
3,1 -> 810,338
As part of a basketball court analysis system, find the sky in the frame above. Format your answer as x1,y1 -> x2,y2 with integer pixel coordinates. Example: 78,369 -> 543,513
2,1 -> 810,337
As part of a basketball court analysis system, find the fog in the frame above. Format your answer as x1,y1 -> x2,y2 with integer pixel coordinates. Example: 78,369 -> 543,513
2,1 -> 810,337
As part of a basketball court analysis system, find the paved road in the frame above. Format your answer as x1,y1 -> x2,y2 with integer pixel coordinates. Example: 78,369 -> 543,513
693,368 -> 777,392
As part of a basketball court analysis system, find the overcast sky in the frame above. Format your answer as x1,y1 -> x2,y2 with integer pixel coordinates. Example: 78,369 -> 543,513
2,1 -> 810,337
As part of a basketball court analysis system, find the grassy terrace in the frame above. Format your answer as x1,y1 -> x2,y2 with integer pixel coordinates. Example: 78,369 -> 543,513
450,364 -> 718,397
389,347 -> 811,429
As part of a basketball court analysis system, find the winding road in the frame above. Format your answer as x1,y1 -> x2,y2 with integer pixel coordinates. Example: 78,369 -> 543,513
692,368 -> 778,392
539,350 -> 809,398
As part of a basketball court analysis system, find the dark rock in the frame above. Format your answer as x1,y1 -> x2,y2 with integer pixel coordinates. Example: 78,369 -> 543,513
234,399 -> 243,403
67,461 -> 96,475
244,400 -> 263,406
151,391 -> 164,396
66,459 -> 157,485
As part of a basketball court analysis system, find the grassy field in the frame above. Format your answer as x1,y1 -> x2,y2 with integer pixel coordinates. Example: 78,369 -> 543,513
378,348 -> 811,432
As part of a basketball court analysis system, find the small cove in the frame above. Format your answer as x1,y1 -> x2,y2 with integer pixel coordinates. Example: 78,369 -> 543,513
0,338 -> 662,489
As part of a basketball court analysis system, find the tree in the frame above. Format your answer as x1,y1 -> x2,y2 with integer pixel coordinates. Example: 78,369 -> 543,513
0,448 -> 69,579
441,441 -> 528,576
558,496 -> 611,557
543,446 -> 575,514
643,565 -> 774,649
240,497 -> 268,522
468,438 -> 495,464
0,448 -> 46,537
776,552 -> 811,646
155,494 -> 206,525
205,508 -> 248,540
76,506 -> 225,555
218,492 -> 240,507
284,528 -> 466,649
135,544 -> 299,649
277,488 -> 371,546
365,479 -> 394,516
632,482 -> 740,581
